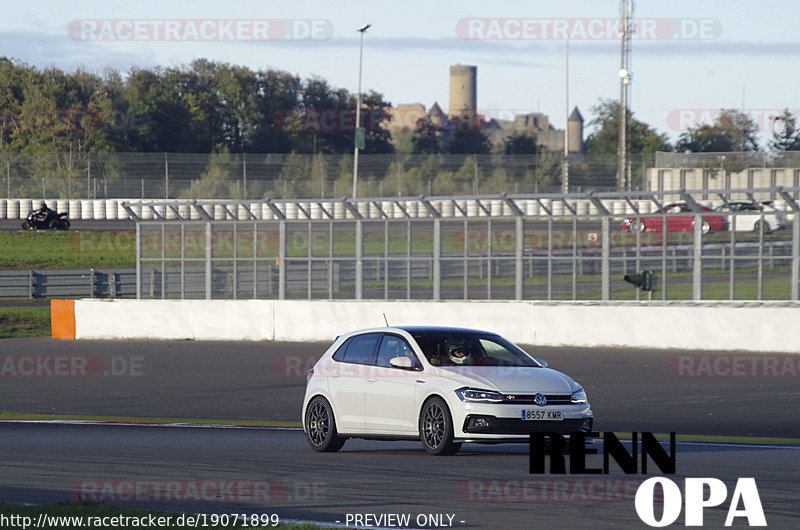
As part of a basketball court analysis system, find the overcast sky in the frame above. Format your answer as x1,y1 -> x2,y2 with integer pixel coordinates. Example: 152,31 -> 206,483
2,0 -> 798,144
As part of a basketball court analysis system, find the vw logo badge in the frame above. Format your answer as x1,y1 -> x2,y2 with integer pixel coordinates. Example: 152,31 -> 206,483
534,393 -> 547,407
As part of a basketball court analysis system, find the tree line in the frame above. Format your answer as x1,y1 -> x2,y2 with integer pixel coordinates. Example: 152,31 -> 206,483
2,56 -> 799,198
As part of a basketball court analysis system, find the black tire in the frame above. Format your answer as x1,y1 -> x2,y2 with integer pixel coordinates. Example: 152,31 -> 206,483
304,396 -> 345,452
21,221 -> 33,230
419,397 -> 461,455
53,218 -> 70,230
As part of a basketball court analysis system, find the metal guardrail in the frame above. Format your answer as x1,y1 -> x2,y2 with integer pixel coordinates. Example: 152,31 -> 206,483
0,266 -> 341,300
0,269 -> 136,299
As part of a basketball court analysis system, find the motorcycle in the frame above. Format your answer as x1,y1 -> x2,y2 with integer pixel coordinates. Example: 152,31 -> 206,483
21,210 -> 71,231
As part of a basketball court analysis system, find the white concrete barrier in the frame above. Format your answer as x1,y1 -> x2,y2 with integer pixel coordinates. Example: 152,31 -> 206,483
105,200 -> 118,220
18,199 -> 31,218
81,200 -> 93,220
93,200 -> 106,220
68,200 -> 81,219
7,199 -> 19,220
71,299 -> 800,353
118,201 -> 132,220
75,299 -> 274,340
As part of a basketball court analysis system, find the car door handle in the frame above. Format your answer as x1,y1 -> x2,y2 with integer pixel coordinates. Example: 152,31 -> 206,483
330,373 -> 340,378
367,377 -> 377,383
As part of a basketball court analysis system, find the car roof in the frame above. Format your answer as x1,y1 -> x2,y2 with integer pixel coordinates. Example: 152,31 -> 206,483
346,325 -> 498,336
396,325 -> 498,335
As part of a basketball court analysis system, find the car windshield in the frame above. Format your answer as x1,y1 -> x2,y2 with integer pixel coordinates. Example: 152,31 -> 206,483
410,331 -> 541,367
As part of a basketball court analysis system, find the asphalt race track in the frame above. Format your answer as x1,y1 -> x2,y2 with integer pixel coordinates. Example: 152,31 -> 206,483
0,218 -> 135,232
1,338 -> 799,528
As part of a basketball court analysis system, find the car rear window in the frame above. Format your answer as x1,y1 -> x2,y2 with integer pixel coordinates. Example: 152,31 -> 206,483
332,333 -> 381,365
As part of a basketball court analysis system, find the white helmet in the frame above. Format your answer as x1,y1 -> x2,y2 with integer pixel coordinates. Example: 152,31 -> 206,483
448,342 -> 471,365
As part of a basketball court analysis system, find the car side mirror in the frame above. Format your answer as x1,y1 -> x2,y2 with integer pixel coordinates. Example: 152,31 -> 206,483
389,356 -> 414,369
535,358 -> 548,368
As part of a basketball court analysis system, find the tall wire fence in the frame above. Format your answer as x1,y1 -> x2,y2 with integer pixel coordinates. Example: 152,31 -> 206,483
131,190 -> 800,302
2,151 -> 658,200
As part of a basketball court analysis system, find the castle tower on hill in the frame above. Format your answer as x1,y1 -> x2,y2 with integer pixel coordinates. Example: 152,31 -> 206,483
449,64 -> 477,115
384,64 -> 585,154
567,107 -> 585,153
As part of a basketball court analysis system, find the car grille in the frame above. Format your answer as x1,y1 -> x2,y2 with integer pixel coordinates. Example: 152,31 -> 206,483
463,415 -> 593,435
500,394 -> 572,405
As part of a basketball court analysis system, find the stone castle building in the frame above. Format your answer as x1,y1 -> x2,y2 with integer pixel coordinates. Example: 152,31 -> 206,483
385,64 -> 585,153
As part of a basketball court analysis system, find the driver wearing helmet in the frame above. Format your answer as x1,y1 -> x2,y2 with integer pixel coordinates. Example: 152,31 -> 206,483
448,342 -> 471,365
33,201 -> 55,224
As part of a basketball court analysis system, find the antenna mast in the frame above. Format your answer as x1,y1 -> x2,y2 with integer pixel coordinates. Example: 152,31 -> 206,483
617,0 -> 634,191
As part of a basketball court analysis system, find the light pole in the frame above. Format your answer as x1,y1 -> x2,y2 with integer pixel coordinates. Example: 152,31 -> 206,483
353,23 -> 371,198
562,35 -> 570,194
617,1 -> 634,191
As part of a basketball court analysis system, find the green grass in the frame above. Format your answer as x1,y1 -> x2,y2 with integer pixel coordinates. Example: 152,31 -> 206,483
358,266 -> 795,301
0,307 -> 50,338
0,231 -> 135,269
0,503 -> 324,529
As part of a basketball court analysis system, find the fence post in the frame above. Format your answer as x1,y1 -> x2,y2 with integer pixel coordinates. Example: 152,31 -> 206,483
90,268 -> 96,297
693,214 -> 703,301
601,217 -> 610,300
515,216 -> 523,301
205,221 -> 212,300
279,220 -> 286,300
164,153 -> 169,199
793,216 -> 800,301
28,270 -> 34,299
355,219 -> 363,300
433,218 -> 441,301
136,223 -> 142,299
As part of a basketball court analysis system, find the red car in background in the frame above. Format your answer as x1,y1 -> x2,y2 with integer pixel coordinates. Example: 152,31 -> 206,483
621,202 -> 726,235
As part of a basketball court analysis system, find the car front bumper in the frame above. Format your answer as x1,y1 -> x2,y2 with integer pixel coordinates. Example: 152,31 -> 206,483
449,401 -> 593,440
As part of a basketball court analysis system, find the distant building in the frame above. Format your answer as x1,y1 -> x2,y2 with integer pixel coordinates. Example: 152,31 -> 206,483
385,64 -> 585,153
486,107 -> 585,153
448,64 -> 477,115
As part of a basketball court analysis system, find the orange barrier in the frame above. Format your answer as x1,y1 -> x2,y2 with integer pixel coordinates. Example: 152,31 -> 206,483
51,299 -> 76,339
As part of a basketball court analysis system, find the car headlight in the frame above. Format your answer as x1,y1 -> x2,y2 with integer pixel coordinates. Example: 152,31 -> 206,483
571,388 -> 588,404
455,388 -> 505,403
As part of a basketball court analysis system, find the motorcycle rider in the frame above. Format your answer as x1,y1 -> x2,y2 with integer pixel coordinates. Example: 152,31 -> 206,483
32,201 -> 56,226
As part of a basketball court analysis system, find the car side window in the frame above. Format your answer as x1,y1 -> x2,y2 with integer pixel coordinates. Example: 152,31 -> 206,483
376,334 -> 418,368
332,333 -> 381,365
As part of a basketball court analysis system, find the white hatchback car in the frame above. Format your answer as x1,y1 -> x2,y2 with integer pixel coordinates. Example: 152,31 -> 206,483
302,326 -> 593,455
714,200 -> 786,233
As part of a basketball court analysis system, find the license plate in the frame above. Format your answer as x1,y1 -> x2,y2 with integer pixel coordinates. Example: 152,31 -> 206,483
522,409 -> 562,421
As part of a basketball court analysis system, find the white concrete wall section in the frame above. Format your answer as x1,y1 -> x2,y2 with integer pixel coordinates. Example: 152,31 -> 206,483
73,299 -> 800,353
75,299 -> 273,340
270,300 -> 536,344
529,302 -> 796,352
